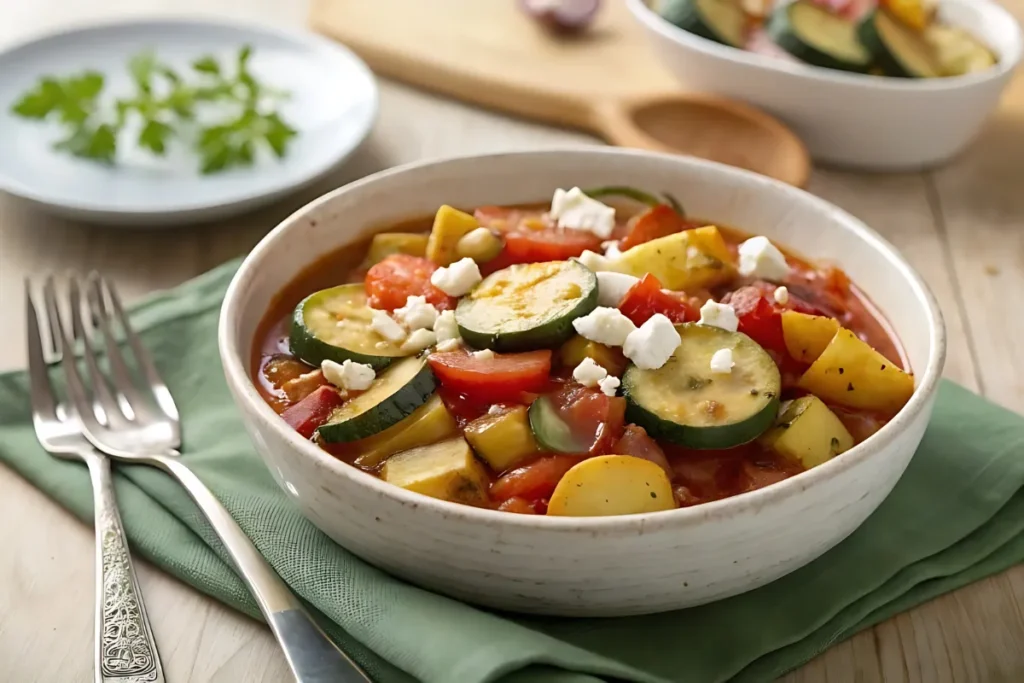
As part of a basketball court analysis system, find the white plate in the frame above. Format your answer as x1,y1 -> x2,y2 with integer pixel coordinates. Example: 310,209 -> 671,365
0,19 -> 378,226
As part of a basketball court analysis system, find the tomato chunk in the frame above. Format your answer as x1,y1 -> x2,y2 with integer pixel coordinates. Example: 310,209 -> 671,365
364,254 -> 456,311
612,425 -> 673,478
554,383 -> 626,455
428,349 -> 552,402
723,286 -> 787,356
280,386 -> 345,439
620,205 -> 696,250
618,273 -> 697,326
497,497 -> 541,514
483,228 -> 602,274
490,455 -> 582,503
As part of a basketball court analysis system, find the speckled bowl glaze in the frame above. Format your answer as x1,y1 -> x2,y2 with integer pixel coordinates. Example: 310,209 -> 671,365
219,149 -> 946,617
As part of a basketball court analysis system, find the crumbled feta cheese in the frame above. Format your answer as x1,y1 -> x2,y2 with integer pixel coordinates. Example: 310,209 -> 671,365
773,286 -> 789,305
433,310 -> 461,344
710,348 -> 735,374
572,357 -> 608,387
435,338 -> 461,352
698,300 -> 739,333
371,309 -> 407,342
550,187 -> 616,239
623,314 -> 680,370
487,404 -> 504,415
430,257 -> 482,296
401,328 -> 437,353
393,295 -> 438,331
738,236 -> 791,281
604,241 -> 623,260
472,348 -> 496,360
598,375 -> 621,397
576,250 -> 611,272
572,306 -> 636,347
321,359 -> 375,392
596,272 -> 639,307
456,227 -> 499,261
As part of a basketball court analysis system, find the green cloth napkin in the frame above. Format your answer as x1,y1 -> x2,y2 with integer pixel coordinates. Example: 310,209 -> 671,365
2,259 -> 1023,683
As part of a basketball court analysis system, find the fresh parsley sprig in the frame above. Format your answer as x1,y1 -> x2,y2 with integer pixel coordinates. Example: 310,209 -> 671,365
10,45 -> 297,174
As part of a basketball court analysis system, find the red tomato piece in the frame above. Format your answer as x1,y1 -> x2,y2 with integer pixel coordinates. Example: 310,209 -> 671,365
428,349 -> 552,402
618,273 -> 697,325
723,286 -> 787,356
612,425 -> 673,479
364,254 -> 456,312
497,497 -> 541,514
482,228 -> 602,274
490,454 -> 582,503
556,384 -> 627,455
750,280 -> 827,316
280,386 -> 345,439
740,460 -> 794,492
620,205 -> 696,250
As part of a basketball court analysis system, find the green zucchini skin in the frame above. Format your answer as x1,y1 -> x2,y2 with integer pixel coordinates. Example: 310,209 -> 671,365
660,0 -> 747,48
767,0 -> 872,73
290,284 -> 404,371
316,356 -> 435,443
456,260 -> 598,353
622,324 -> 781,450
528,395 -> 589,454
857,8 -> 943,78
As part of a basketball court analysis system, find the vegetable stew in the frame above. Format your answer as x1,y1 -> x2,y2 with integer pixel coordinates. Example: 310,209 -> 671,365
252,187 -> 914,517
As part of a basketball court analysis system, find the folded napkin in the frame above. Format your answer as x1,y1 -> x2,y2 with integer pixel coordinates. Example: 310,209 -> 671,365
2,259 -> 1023,683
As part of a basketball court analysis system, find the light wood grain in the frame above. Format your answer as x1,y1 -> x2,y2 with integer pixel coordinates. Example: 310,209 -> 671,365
1,0 -> 1022,681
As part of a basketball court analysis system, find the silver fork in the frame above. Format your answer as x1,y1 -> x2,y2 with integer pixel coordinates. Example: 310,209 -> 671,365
46,273 -> 372,683
26,278 -> 165,683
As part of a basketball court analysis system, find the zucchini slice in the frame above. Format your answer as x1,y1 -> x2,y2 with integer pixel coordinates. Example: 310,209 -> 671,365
622,323 -> 780,449
857,8 -> 943,78
316,355 -> 435,443
456,260 -> 598,352
767,0 -> 872,73
290,284 -> 406,371
583,186 -> 686,215
528,395 -> 590,454
660,0 -> 748,48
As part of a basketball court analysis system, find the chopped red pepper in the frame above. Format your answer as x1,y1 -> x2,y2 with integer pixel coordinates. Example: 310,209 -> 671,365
490,454 -> 583,503
280,386 -> 345,439
364,254 -> 456,311
618,273 -> 697,326
620,205 -> 696,250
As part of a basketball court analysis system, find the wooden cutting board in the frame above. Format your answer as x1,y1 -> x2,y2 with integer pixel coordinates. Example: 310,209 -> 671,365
307,0 -> 811,186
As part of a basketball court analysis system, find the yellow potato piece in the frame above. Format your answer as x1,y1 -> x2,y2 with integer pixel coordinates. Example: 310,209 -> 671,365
364,232 -> 428,266
761,395 -> 854,469
781,311 -> 841,364
382,437 -> 489,506
427,205 -> 479,266
352,394 -> 457,469
464,406 -> 538,472
797,329 -> 914,415
548,455 -> 675,517
615,225 -> 735,291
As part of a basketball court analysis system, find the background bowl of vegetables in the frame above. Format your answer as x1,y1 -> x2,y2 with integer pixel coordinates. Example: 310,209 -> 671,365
219,148 -> 945,616
628,0 -> 1022,169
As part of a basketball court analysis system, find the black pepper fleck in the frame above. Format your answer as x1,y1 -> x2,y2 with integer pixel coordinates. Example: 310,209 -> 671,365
650,491 -> 657,499
881,364 -> 886,370
750,389 -> 759,396
847,382 -> 854,391
838,367 -> 845,375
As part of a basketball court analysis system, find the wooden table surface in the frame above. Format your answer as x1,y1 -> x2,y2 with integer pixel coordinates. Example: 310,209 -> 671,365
1,1 -> 1022,681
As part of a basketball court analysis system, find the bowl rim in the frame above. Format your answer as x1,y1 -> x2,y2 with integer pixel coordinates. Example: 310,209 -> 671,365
627,0 -> 1023,92
218,147 -> 947,533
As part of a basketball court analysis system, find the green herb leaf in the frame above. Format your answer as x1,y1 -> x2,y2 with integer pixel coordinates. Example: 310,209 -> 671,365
55,123 -> 117,163
128,50 -> 157,94
192,55 -> 221,76
11,78 -> 64,118
138,119 -> 173,155
263,112 -> 297,158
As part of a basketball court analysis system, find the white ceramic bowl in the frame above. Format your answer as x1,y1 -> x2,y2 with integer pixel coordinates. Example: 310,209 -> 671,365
627,0 -> 1023,169
219,149 -> 946,616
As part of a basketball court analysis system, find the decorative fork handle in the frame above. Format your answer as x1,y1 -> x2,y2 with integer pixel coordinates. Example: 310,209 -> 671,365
146,452 -> 372,683
84,451 -> 164,683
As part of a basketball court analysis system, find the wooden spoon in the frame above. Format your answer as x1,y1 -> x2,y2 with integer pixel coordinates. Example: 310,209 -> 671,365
309,0 -> 811,187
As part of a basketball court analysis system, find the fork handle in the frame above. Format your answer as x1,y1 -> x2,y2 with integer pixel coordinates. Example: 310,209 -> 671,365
85,451 -> 165,683
149,453 -> 372,683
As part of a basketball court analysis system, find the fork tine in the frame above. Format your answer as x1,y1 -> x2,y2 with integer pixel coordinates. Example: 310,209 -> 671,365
83,273 -> 145,422
41,277 -> 63,362
68,276 -> 131,429
43,277 -> 110,441
25,280 -> 58,422
101,277 -> 180,424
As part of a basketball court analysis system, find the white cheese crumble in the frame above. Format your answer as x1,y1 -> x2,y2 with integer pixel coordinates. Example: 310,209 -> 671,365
572,357 -> 608,387
710,348 -> 735,374
435,338 -> 461,352
393,295 -> 439,331
456,227 -> 498,261
433,310 -> 461,344
401,328 -> 437,353
487,404 -> 504,416
572,306 -> 636,347
576,250 -> 611,273
430,257 -> 482,297
472,348 -> 496,360
596,271 -> 639,307
738,236 -> 791,281
598,375 -> 621,397
550,187 -> 616,239
623,314 -> 680,370
371,309 -> 407,342
698,300 -> 739,333
321,359 -> 375,392
773,286 -> 790,305
603,241 -> 623,260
